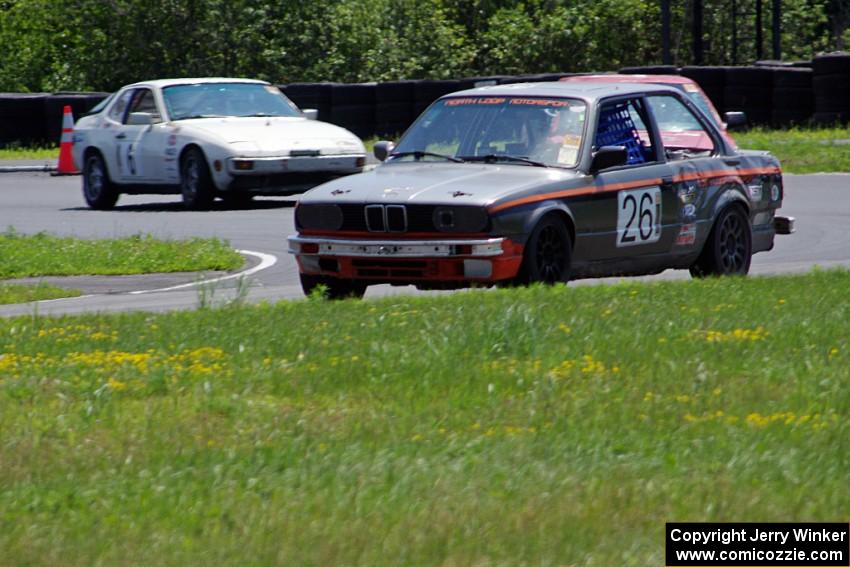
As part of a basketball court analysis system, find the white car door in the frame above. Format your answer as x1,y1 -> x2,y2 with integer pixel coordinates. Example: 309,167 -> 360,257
102,88 -> 137,181
115,88 -> 164,183
127,88 -> 171,183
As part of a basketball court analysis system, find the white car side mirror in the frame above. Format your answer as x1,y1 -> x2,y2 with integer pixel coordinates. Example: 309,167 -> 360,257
303,109 -> 319,121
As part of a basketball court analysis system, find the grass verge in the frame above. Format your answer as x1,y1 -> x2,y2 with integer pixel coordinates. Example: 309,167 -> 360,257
736,126 -> 850,173
0,145 -> 58,161
1,269 -> 847,565
0,229 -> 243,279
0,282 -> 81,304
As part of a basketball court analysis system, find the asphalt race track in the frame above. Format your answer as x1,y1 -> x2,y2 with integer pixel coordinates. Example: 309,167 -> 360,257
0,170 -> 848,317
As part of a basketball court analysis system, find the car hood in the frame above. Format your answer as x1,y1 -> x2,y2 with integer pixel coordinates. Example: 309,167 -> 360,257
176,116 -> 365,155
299,162 -> 582,207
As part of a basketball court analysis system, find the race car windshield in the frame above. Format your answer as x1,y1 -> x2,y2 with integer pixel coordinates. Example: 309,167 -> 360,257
393,96 -> 587,168
162,83 -> 302,120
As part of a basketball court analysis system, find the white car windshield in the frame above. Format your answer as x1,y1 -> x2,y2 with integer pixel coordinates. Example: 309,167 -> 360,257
162,82 -> 302,120
392,96 -> 587,168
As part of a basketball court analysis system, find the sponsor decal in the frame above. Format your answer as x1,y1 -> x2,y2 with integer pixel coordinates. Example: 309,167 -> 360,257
678,182 -> 698,203
444,97 -> 574,107
167,134 -> 177,146
445,97 -> 506,106
508,98 -> 573,107
675,223 -> 697,246
771,184 -> 781,201
746,183 -> 763,201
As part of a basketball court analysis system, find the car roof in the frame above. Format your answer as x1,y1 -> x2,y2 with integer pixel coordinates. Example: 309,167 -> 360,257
562,74 -> 697,86
443,81 -> 682,102
120,77 -> 270,90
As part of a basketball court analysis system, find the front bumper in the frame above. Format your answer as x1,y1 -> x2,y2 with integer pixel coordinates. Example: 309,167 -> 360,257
288,236 -> 524,282
228,154 -> 365,175
224,154 -> 365,194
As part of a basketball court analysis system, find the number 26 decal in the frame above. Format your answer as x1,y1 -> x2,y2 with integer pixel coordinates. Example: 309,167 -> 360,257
617,187 -> 661,247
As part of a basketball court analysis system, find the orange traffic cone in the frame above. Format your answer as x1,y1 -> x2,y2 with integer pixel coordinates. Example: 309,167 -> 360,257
55,105 -> 79,175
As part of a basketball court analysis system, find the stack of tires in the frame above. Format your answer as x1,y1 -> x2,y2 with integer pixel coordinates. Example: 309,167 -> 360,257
619,65 -> 680,75
375,80 -> 416,138
723,67 -> 773,125
812,52 -> 850,125
329,83 -> 376,139
771,68 -> 813,126
458,76 -> 510,90
45,92 -> 110,143
0,93 -> 48,147
412,80 -> 461,117
500,73 -> 572,84
280,83 -> 335,122
680,66 -> 726,114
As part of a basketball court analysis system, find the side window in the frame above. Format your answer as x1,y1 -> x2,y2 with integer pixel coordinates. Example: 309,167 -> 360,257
646,95 -> 716,157
107,89 -> 135,123
595,98 -> 655,165
126,89 -> 160,123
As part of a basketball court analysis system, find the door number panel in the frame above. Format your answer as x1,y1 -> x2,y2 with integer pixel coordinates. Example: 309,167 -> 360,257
617,186 -> 662,247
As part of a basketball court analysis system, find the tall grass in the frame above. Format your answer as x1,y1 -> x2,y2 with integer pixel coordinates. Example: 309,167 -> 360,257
1,270 -> 847,565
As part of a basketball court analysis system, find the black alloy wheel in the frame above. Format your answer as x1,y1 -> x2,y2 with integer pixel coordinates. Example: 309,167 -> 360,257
517,215 -> 572,285
690,206 -> 752,277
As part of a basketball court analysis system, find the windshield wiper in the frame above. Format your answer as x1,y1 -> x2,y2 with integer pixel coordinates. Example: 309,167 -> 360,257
389,151 -> 465,163
178,114 -> 227,120
460,154 -> 548,167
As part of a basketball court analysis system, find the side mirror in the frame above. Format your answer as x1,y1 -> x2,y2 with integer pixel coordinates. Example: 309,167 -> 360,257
127,112 -> 155,126
302,108 -> 319,121
590,145 -> 628,173
373,140 -> 395,162
724,111 -> 747,129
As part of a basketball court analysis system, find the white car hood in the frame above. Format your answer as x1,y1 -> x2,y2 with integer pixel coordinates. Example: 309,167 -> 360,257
178,116 -> 364,155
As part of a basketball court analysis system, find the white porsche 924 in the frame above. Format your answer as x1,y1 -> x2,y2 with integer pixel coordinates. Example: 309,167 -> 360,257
72,78 -> 367,209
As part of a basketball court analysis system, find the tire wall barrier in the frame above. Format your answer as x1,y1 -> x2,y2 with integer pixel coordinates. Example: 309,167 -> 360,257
2,56 -> 850,148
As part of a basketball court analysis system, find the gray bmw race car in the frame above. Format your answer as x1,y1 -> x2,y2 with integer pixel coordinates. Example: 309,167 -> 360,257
289,82 -> 793,298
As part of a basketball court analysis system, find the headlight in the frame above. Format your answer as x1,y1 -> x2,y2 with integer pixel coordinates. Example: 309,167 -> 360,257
230,141 -> 259,153
432,206 -> 489,232
295,204 -> 344,230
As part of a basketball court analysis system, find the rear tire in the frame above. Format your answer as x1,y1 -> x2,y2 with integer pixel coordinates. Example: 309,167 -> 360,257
690,206 -> 752,277
300,273 -> 367,300
515,215 -> 572,285
180,147 -> 215,210
82,151 -> 119,210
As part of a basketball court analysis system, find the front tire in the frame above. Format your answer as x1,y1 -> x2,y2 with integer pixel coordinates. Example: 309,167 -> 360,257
516,215 -> 572,285
690,205 -> 752,277
82,152 -> 119,210
300,273 -> 367,300
180,147 -> 215,210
